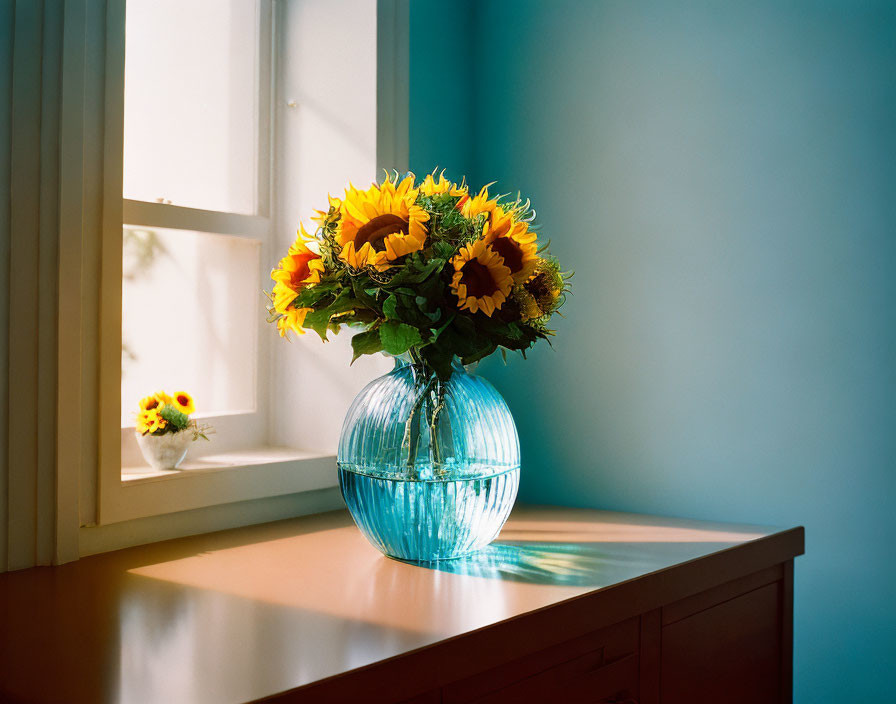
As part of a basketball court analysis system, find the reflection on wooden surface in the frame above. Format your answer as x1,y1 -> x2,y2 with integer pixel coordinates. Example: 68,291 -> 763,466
0,506 -> 776,704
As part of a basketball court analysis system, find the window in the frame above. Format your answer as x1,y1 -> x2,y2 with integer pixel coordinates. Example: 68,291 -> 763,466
3,0 -> 407,564
123,0 -> 262,214
85,0 -> 401,533
120,0 -> 271,436
120,0 -> 273,475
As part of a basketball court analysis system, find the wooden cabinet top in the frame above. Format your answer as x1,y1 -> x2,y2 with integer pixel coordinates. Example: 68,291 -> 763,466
0,506 -> 804,703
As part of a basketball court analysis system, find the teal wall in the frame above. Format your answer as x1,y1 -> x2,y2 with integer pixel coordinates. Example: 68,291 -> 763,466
410,1 -> 896,701
408,0 -> 475,181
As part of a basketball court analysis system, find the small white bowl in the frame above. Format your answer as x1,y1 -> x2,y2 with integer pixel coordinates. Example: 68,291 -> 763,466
136,430 -> 192,471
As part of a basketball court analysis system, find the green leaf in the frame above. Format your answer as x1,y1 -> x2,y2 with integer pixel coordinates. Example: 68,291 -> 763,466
461,341 -> 498,366
327,290 -> 363,316
301,289 -> 366,340
415,273 -> 444,300
382,294 -> 400,320
430,311 -> 456,341
437,315 -> 494,361
334,309 -> 379,326
432,241 -> 456,259
422,307 -> 442,323
351,329 -> 383,362
159,404 -> 189,431
452,314 -> 476,336
387,259 -> 443,286
293,280 -> 339,308
421,343 -> 455,381
351,278 -> 381,315
379,321 -> 423,356
302,308 -> 334,340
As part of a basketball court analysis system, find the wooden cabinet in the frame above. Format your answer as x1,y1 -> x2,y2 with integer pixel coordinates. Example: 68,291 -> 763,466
0,508 -> 803,704
428,564 -> 793,704
285,554 -> 799,703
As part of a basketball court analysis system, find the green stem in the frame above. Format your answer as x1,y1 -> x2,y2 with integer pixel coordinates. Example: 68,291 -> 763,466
429,381 -> 448,473
402,364 -> 436,477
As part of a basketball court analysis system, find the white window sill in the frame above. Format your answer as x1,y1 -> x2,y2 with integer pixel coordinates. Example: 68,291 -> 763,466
104,447 -> 340,525
121,446 -> 327,483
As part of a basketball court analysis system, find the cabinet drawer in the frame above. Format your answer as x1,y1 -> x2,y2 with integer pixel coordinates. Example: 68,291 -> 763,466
472,649 -> 638,704
444,617 -> 638,704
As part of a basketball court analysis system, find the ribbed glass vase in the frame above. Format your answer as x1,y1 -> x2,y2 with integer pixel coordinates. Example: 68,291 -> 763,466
337,355 -> 520,562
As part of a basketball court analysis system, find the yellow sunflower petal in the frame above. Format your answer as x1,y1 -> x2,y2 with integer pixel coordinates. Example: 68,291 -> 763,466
277,307 -> 311,339
136,410 -> 153,434
420,170 -> 468,197
272,281 -> 299,314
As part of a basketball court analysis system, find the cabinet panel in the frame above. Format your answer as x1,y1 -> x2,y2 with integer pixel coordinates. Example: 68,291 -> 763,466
444,618 -> 638,704
471,650 -> 637,704
660,583 -> 782,704
398,692 -> 441,704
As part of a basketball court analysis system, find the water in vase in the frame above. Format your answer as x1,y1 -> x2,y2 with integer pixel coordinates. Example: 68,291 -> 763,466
337,357 -> 520,562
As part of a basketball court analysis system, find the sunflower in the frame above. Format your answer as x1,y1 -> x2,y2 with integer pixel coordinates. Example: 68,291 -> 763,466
172,391 -> 195,415
140,391 -> 172,411
420,170 -> 468,198
271,225 -> 324,316
139,395 -> 161,412
136,408 -> 166,435
463,187 -> 538,284
451,239 -> 513,316
482,209 -> 539,284
335,174 -> 429,271
148,410 -> 167,434
513,256 -> 565,321
269,227 -> 322,338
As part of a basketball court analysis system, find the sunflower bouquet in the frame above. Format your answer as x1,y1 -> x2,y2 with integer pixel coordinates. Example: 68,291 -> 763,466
135,391 -> 209,440
267,171 -> 569,379
134,390 -> 211,471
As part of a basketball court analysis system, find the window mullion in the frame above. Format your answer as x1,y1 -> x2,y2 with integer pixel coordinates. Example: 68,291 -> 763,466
123,199 -> 270,239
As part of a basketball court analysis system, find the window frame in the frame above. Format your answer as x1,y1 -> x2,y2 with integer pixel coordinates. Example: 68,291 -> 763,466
68,0 -> 409,537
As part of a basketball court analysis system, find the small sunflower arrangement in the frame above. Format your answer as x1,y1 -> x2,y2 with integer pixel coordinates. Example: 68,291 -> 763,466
135,390 -> 209,440
267,171 -> 570,379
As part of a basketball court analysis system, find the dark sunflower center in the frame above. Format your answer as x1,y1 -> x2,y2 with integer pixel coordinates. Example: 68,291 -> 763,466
461,260 -> 498,298
145,399 -> 159,410
177,395 -> 189,406
489,237 -> 523,273
354,214 -> 409,252
526,272 -> 551,299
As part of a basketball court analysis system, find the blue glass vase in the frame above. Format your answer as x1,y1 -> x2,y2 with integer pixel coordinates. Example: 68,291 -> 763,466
337,355 -> 520,562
